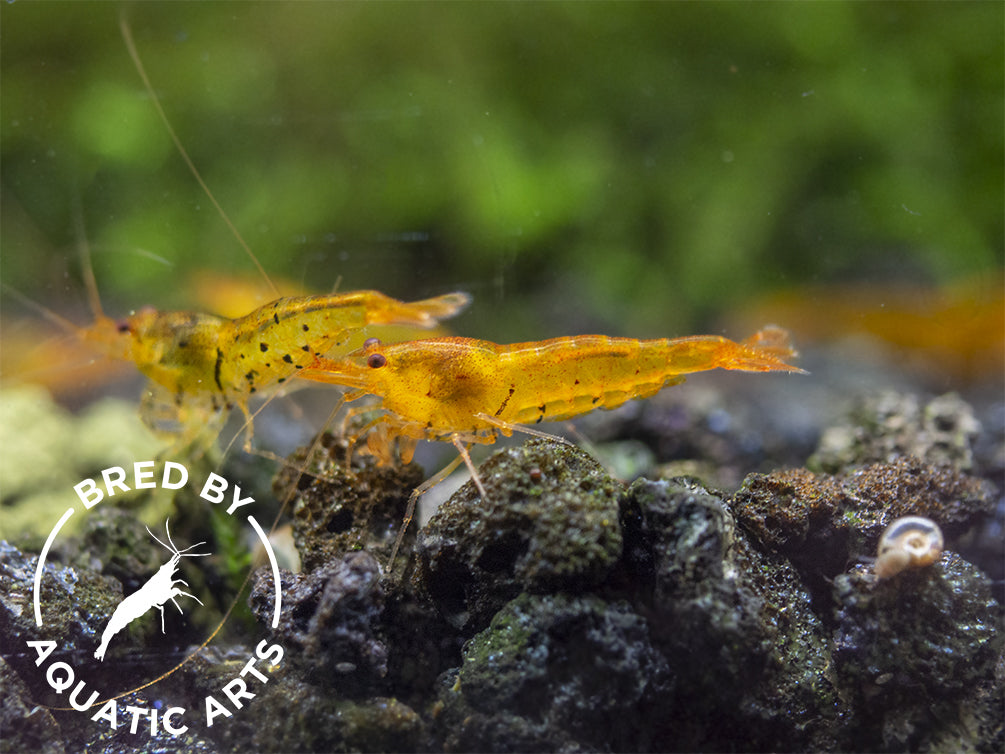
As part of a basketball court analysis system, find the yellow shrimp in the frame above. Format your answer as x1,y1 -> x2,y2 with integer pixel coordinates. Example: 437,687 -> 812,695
19,276 -> 470,447
299,326 -> 805,559
113,289 -> 470,444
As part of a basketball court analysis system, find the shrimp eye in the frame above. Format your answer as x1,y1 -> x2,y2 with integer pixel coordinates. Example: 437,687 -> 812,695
115,320 -> 131,334
364,337 -> 382,349
367,353 -> 387,369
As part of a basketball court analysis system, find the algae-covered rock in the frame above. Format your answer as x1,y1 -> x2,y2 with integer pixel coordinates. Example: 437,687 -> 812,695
621,478 -> 839,751
8,387 -> 1000,752
414,439 -> 623,632
0,655 -> 65,754
619,476 -> 737,598
732,457 -> 995,583
0,541 -> 219,751
69,507 -> 177,588
57,508 -> 222,659
0,541 -> 121,674
253,688 -> 423,753
181,641 -> 424,752
832,552 -> 1003,751
729,541 -> 841,752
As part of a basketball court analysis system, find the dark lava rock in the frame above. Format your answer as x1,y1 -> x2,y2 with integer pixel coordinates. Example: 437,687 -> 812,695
731,457 -> 995,585
832,553 -> 1003,751
250,551 -> 387,694
805,389 -> 1004,594
810,391 -> 982,473
69,507 -> 166,585
0,541 -> 121,677
9,378 -> 1000,753
413,439 -> 623,633
0,542 -> 218,752
621,478 -> 839,751
435,592 -> 671,753
276,432 -> 425,570
251,684 -> 423,753
0,655 -> 64,754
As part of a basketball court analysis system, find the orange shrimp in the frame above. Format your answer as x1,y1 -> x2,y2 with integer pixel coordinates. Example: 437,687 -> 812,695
299,326 -> 805,560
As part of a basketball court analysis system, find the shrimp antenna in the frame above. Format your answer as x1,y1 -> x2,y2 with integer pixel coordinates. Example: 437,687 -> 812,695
219,383 -> 304,460
118,9 -> 280,299
0,284 -> 86,340
72,194 -> 105,321
2,196 -> 119,341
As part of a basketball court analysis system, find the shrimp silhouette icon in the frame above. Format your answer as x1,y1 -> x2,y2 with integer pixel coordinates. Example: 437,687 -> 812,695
94,521 -> 211,661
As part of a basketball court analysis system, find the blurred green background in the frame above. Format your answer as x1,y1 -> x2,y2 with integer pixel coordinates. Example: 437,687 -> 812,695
2,1 -> 1002,345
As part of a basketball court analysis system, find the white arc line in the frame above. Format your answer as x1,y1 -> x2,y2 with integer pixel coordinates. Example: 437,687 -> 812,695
247,516 -> 283,628
34,507 -> 76,627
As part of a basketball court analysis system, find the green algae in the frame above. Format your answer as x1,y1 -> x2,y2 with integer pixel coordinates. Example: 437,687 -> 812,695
0,386 -> 202,543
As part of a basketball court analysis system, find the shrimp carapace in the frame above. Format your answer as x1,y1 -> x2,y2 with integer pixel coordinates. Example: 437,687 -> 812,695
300,325 -> 805,445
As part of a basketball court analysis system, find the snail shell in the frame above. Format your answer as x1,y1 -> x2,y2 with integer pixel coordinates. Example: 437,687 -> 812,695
874,516 -> 944,579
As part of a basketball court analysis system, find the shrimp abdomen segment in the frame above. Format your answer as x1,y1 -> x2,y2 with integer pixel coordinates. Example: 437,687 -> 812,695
496,327 -> 802,425
356,291 -> 471,328
497,336 -> 676,424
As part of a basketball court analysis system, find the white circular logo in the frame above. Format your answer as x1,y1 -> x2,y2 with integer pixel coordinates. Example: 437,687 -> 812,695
28,461 -> 285,737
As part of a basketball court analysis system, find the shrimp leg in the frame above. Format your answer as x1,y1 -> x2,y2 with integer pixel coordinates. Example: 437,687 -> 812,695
388,441 -> 474,567
473,412 -> 576,446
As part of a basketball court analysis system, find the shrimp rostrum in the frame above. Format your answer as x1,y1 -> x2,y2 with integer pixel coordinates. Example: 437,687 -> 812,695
299,326 -> 805,557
